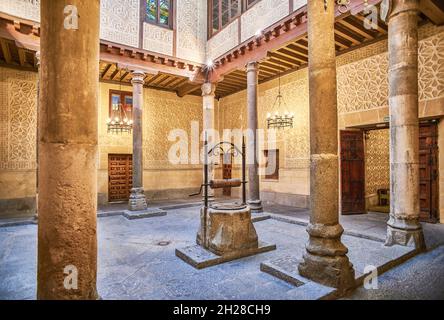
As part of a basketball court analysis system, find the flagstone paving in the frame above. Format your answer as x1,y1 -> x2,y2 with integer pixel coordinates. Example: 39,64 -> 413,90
0,204 -> 443,300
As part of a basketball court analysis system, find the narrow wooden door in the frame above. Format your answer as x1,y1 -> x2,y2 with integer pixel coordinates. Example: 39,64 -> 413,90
222,153 -> 232,196
419,123 -> 439,223
340,130 -> 366,215
108,154 -> 132,202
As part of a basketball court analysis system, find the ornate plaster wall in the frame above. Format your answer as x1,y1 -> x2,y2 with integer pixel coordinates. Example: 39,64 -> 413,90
100,0 -> 140,48
0,67 -> 37,216
0,0 -> 206,64
207,20 -> 239,61
0,0 -> 40,22
142,23 -> 174,56
364,129 -> 390,203
176,0 -> 207,64
240,0 -> 289,42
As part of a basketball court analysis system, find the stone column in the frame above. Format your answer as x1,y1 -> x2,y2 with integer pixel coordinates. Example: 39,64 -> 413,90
202,82 -> 216,201
246,61 -> 263,212
298,0 -> 355,290
34,51 -> 41,220
37,0 -> 99,299
386,0 -> 425,249
129,70 -> 148,211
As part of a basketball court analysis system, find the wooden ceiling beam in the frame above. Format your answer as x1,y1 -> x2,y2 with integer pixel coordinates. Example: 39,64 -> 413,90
176,81 -> 202,97
268,51 -> 301,67
334,26 -> 362,45
265,57 -> 295,69
352,13 -> 388,34
101,63 -> 114,79
275,48 -> 307,64
261,61 -> 287,72
0,40 -> 12,64
221,76 -> 246,86
337,19 -> 375,40
18,47 -> 26,66
286,43 -> 308,57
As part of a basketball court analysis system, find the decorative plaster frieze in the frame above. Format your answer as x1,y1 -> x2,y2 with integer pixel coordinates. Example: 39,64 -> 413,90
241,0 -> 289,43
176,0 -> 207,64
0,0 -> 40,22
100,0 -> 140,48
143,23 -> 174,56
207,20 -> 239,61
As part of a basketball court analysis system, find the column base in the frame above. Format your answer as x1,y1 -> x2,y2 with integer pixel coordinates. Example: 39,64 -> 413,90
298,223 -> 355,290
128,187 -> 148,211
298,252 -> 355,290
247,199 -> 263,213
385,225 -> 425,250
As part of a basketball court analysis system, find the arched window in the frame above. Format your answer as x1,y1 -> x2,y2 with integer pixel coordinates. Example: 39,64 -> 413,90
144,0 -> 173,29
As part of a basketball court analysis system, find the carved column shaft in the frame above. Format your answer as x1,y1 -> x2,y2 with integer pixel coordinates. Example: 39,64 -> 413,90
386,0 -> 425,249
298,0 -> 354,290
129,70 -> 148,211
246,61 -> 263,212
37,0 -> 99,299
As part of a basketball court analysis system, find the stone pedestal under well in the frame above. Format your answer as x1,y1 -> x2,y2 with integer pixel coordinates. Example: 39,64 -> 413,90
176,203 -> 275,269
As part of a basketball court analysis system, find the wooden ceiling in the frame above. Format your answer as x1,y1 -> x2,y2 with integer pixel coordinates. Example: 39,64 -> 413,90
212,9 -> 391,98
99,61 -> 191,94
0,37 -> 37,71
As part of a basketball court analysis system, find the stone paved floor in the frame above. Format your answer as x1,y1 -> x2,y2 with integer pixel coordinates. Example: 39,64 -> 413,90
2,203 -> 441,300
344,245 -> 444,300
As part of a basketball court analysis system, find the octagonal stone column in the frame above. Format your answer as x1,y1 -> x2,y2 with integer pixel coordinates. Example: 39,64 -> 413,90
297,0 -> 355,290
202,82 -> 216,201
129,70 -> 148,211
246,61 -> 263,213
37,0 -> 99,299
385,0 -> 425,249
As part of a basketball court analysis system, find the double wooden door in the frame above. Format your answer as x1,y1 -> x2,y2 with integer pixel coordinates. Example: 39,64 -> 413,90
340,130 -> 366,215
108,154 -> 132,202
419,123 -> 439,223
340,123 -> 439,222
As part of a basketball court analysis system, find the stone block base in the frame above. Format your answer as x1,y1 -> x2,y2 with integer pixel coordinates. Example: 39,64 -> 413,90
176,242 -> 276,269
298,252 -> 356,290
123,208 -> 166,220
260,256 -> 306,287
385,225 -> 426,250
128,187 -> 148,211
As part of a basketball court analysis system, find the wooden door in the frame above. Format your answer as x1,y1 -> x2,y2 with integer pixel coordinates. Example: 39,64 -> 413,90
222,153 -> 232,196
340,130 -> 366,215
108,154 -> 132,202
419,123 -> 439,223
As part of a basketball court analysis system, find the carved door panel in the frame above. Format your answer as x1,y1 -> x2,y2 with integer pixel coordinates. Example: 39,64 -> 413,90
108,154 -> 132,202
419,123 -> 439,223
340,130 -> 366,215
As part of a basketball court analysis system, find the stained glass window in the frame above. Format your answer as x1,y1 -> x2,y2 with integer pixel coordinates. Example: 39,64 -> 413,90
145,0 -> 171,28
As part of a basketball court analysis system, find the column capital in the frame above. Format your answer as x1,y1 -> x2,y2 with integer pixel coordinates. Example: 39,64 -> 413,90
131,70 -> 146,85
201,82 -> 216,96
246,61 -> 259,73
387,0 -> 419,21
